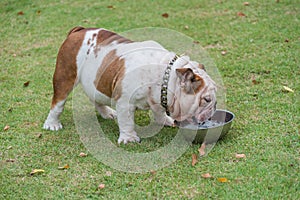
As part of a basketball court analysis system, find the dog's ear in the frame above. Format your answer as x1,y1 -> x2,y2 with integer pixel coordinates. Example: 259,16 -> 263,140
176,68 -> 204,94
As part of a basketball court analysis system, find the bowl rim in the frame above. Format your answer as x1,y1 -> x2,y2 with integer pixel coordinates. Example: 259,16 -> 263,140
197,109 -> 235,130
214,109 -> 235,120
182,109 -> 234,130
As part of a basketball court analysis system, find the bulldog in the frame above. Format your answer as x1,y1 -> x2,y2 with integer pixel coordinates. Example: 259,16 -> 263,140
43,26 -> 217,144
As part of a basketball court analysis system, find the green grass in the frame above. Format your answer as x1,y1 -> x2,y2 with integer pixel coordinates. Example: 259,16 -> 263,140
1,0 -> 299,199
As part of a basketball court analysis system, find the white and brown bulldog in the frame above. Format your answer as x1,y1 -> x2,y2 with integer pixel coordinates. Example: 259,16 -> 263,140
43,26 -> 217,144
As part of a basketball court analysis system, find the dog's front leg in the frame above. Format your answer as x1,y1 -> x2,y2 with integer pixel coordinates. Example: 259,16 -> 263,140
154,112 -> 175,127
116,102 -> 140,144
149,103 -> 175,127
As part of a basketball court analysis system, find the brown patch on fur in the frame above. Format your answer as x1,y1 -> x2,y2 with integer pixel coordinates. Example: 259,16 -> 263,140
96,30 -> 132,46
176,68 -> 193,77
93,30 -> 132,57
67,26 -> 85,36
51,27 -> 87,108
94,50 -> 125,100
192,74 -> 205,94
176,68 -> 204,94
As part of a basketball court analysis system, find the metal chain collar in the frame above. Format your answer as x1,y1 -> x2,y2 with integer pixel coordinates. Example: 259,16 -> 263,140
161,54 -> 180,116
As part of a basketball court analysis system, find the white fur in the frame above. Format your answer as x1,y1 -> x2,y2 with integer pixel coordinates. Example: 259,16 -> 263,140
43,100 -> 65,131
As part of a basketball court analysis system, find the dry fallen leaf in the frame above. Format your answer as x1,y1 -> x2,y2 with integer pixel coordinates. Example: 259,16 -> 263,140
283,86 -> 294,93
252,79 -> 258,85
150,170 -> 156,175
36,133 -> 43,138
23,81 -> 30,87
201,173 -> 212,179
4,125 -> 10,131
237,12 -> 246,17
198,143 -> 206,156
17,11 -> 24,15
162,13 -> 169,18
98,183 -> 105,189
30,169 -> 45,175
58,164 -> 70,170
251,75 -> 259,85
221,51 -> 227,56
126,182 -> 133,187
217,177 -> 228,183
235,153 -> 246,159
107,5 -> 115,9
105,171 -> 112,176
192,154 -> 198,166
79,152 -> 87,157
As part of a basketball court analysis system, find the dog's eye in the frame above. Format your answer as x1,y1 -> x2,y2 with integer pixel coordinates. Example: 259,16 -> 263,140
204,96 -> 211,103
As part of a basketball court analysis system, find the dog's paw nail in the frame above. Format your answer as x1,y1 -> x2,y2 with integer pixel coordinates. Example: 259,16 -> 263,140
43,121 -> 63,131
117,134 -> 140,144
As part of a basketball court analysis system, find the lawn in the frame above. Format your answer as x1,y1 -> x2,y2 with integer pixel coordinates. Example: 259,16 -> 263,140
0,0 -> 299,199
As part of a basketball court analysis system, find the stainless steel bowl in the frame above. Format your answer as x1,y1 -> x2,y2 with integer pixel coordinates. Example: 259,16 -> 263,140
178,110 -> 235,144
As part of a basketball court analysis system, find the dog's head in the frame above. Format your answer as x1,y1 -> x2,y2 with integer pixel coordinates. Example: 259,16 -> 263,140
169,56 -> 217,124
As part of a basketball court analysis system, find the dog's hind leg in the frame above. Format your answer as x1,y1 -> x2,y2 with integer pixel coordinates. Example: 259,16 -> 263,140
43,27 -> 86,131
95,104 -> 117,119
43,60 -> 78,131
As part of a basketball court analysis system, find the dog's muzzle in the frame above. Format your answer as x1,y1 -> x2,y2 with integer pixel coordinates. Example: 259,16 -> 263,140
193,101 -> 217,124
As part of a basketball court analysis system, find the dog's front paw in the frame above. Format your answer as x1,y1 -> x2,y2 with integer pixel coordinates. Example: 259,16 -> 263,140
118,132 -> 140,144
164,116 -> 175,127
43,120 -> 63,131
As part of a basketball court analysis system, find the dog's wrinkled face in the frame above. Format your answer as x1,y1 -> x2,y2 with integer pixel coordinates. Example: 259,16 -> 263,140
170,59 -> 217,124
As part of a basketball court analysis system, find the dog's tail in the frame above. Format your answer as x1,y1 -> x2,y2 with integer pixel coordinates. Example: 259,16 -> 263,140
67,26 -> 85,36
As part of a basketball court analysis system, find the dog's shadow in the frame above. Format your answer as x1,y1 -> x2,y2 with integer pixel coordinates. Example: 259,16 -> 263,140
96,110 -> 178,153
